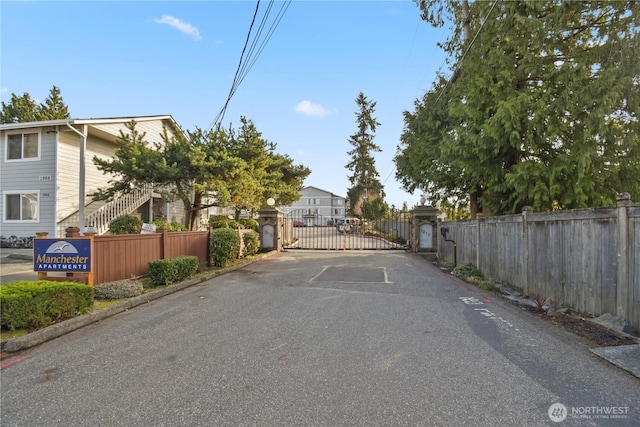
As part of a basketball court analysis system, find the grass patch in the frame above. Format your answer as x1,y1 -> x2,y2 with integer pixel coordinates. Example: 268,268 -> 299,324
1,328 -> 29,341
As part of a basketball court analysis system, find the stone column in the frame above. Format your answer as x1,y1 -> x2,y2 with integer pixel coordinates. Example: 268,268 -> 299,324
258,207 -> 284,252
410,205 -> 439,253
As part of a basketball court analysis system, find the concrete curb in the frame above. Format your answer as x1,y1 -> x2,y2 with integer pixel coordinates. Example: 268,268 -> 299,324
590,345 -> 640,379
6,254 -> 33,262
1,250 -> 278,353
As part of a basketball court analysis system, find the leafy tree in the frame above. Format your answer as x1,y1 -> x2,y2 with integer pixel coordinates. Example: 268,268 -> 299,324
92,119 -> 309,230
396,1 -> 640,216
92,121 -> 243,231
222,116 -> 311,218
345,92 -> 385,216
1,86 -> 70,123
361,196 -> 388,221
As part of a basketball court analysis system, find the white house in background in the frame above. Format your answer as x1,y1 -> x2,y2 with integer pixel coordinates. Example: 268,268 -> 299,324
0,116 -> 188,242
281,186 -> 347,226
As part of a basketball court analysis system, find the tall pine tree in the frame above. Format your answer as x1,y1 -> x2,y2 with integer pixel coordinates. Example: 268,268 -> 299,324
345,92 -> 385,216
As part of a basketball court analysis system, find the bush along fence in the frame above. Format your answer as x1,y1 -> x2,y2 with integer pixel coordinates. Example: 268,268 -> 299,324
437,193 -> 639,334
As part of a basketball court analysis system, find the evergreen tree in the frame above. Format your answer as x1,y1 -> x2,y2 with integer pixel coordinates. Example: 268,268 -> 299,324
37,86 -> 70,120
222,116 -> 311,218
1,85 -> 70,123
92,121 -> 244,230
93,119 -> 310,229
395,0 -> 640,216
345,92 -> 385,216
1,93 -> 39,123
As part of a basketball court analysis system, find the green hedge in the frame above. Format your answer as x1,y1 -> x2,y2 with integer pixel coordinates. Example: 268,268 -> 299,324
209,215 -> 243,230
109,214 -> 143,234
242,230 -> 260,256
0,281 -> 94,330
151,218 -> 187,232
148,256 -> 199,287
238,218 -> 259,231
210,228 -> 240,267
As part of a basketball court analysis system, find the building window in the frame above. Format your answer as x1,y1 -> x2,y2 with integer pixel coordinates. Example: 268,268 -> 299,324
3,191 -> 39,222
307,198 -> 320,205
334,208 -> 342,215
5,132 -> 40,161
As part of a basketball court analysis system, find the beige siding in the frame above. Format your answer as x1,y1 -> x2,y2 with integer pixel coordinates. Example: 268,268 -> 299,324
56,131 -> 82,220
85,135 -> 118,198
92,118 -> 176,146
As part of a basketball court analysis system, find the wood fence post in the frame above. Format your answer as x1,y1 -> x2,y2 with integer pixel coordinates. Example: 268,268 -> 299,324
522,206 -> 533,297
475,217 -> 481,271
160,227 -> 169,260
206,227 -> 212,267
616,193 -> 631,320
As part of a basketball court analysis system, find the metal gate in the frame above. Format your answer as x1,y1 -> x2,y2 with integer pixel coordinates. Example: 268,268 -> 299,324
283,210 -> 411,250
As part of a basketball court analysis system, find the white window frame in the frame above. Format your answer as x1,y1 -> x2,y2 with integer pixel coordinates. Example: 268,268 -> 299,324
4,130 -> 41,162
3,190 -> 40,223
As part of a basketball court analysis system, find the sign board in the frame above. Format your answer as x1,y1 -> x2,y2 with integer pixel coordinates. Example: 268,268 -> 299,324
34,238 -> 92,272
419,223 -> 434,249
84,226 -> 98,234
141,223 -> 157,234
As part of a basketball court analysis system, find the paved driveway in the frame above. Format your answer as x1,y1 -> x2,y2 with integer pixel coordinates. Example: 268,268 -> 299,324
1,250 -> 639,426
0,248 -> 37,284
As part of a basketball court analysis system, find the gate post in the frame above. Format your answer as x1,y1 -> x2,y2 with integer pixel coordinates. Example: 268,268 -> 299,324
410,204 -> 439,253
258,206 -> 284,252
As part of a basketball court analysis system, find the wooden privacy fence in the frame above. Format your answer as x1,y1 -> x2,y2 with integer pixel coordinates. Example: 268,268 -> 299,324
92,228 -> 209,284
437,193 -> 639,333
91,228 -> 252,285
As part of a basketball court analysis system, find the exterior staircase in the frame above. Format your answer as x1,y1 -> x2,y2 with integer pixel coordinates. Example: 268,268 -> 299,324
57,184 -> 154,236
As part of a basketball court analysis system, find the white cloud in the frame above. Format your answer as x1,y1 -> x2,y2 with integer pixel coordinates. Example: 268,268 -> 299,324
294,100 -> 330,118
153,15 -> 201,41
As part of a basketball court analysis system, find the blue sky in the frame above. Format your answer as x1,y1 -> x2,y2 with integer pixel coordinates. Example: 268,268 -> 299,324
1,0 -> 448,209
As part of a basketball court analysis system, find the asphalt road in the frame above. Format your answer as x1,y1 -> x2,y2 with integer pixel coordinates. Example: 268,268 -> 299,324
1,250 -> 639,426
0,248 -> 37,284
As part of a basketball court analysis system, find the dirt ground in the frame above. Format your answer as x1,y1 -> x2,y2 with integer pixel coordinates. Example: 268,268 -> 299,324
517,304 -> 637,347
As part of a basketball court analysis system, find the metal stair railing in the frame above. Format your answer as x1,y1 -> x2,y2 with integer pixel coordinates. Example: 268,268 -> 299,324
57,184 -> 154,236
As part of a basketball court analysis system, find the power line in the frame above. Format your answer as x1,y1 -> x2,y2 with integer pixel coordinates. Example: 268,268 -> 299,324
209,0 -> 291,130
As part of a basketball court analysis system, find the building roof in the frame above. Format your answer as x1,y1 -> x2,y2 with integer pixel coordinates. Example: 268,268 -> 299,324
0,115 -> 179,131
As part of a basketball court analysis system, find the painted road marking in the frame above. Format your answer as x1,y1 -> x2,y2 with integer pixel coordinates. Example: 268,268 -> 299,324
459,296 -> 519,331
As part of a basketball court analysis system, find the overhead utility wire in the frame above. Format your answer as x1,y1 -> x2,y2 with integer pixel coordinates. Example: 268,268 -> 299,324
209,0 -> 291,129
209,1 -> 260,129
